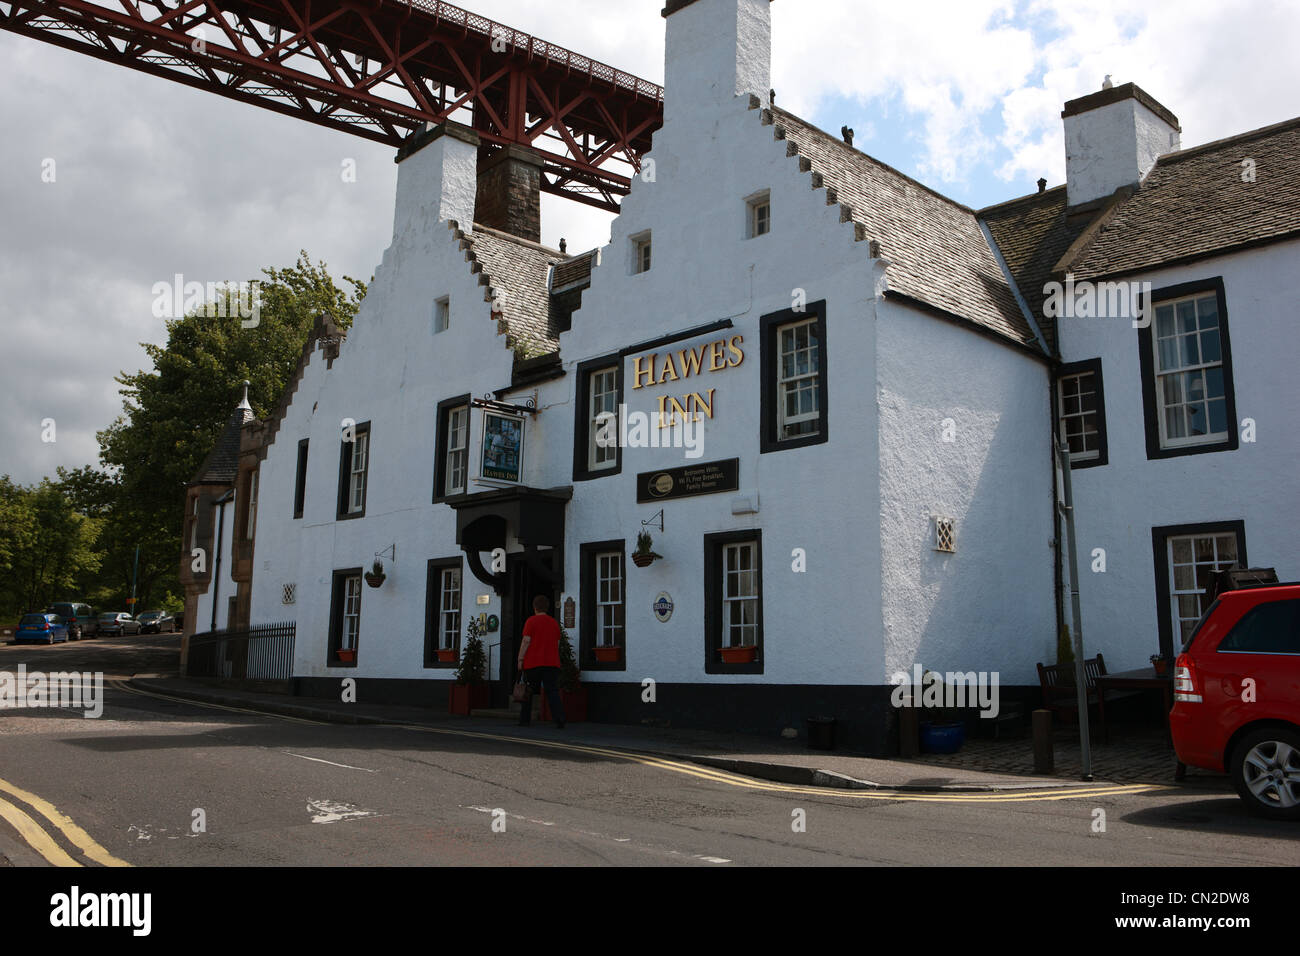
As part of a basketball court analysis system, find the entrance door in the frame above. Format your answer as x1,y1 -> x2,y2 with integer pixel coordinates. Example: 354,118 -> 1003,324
496,554 -> 558,707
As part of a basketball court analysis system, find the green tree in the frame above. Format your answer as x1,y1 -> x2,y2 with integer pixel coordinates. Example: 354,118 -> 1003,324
95,253 -> 365,608
0,477 -> 101,616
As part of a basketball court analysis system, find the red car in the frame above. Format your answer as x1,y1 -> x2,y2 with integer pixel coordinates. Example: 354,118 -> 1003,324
1171,582 -> 1300,819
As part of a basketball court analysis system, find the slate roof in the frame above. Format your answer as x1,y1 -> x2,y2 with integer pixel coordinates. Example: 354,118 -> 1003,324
190,402 -> 255,485
551,250 -> 597,292
768,107 -> 1037,349
453,222 -> 571,356
1064,117 -> 1300,280
979,185 -> 1093,357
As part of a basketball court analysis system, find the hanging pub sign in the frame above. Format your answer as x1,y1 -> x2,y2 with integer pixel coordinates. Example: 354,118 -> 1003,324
636,458 -> 740,503
481,411 -> 524,482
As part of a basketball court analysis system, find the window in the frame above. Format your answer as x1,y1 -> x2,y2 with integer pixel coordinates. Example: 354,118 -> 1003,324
704,531 -> 763,673
1152,521 -> 1247,658
1138,278 -> 1237,459
189,495 -> 199,551
572,356 -> 623,481
336,423 -> 370,519
434,395 -> 472,501
760,302 -> 828,453
1056,358 -> 1108,467
328,568 -> 363,665
293,439 -> 308,519
1219,600 -> 1300,655
434,297 -> 450,334
746,192 -> 771,238
631,232 -> 651,274
424,557 -> 463,667
580,541 -> 626,670
245,468 -> 258,539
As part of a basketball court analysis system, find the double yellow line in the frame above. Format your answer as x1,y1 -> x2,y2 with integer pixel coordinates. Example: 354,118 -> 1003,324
0,777 -> 130,867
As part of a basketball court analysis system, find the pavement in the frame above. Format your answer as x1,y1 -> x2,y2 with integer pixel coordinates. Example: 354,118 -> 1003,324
127,675 -> 1223,794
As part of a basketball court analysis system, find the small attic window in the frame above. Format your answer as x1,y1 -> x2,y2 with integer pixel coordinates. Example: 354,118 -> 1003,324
631,232 -> 652,274
933,516 -> 956,553
746,191 -> 771,238
434,296 -> 450,334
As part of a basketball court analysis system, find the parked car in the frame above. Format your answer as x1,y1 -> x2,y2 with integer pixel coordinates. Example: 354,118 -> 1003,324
136,610 -> 176,634
1171,581 -> 1300,819
15,613 -> 71,644
47,601 -> 97,639
97,612 -> 141,637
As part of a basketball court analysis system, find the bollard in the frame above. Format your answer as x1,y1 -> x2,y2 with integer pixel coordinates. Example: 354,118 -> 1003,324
1033,708 -> 1054,774
899,697 -> 919,757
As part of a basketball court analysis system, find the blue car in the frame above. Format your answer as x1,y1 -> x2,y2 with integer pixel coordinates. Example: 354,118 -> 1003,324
15,613 -> 71,644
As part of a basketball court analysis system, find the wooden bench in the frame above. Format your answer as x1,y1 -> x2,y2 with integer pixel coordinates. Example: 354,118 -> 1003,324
1037,655 -> 1109,738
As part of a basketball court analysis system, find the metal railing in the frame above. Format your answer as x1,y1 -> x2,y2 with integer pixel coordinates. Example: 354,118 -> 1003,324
187,621 -> 296,685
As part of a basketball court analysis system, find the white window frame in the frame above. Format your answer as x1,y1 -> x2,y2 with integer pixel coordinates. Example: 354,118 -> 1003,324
596,551 -> 624,647
631,232 -> 651,274
342,575 -> 362,650
1057,371 -> 1100,463
777,318 -> 820,440
445,405 -> 469,495
1152,292 -> 1228,450
588,367 -> 619,471
347,432 -> 368,514
245,468 -> 258,539
1166,531 -> 1239,647
439,567 -> 461,650
434,296 -> 450,334
722,541 -> 759,648
746,191 -> 771,238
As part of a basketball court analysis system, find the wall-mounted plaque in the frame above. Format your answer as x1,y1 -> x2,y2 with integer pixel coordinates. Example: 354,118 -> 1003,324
563,596 -> 576,629
636,458 -> 739,503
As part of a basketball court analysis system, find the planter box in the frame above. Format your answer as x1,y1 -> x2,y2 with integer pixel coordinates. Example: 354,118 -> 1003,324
719,645 -> 757,664
919,721 -> 966,754
335,648 -> 357,664
435,648 -> 457,663
593,645 -> 623,663
540,686 -> 588,723
449,684 -> 491,716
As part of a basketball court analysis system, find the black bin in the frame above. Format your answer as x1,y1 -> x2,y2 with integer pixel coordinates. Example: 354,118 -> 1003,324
806,716 -> 836,751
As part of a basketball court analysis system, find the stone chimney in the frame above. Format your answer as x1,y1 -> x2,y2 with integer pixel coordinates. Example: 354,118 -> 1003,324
474,145 -> 545,243
1061,82 -> 1180,208
392,122 -> 479,238
662,0 -> 772,125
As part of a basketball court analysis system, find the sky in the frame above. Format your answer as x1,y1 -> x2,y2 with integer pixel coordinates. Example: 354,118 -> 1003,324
1,0 -> 1298,486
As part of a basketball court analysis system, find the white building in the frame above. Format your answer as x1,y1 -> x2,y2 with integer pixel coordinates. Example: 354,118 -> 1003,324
181,0 -> 1297,752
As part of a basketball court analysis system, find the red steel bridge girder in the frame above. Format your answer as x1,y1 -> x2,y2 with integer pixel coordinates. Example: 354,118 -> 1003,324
0,0 -> 664,211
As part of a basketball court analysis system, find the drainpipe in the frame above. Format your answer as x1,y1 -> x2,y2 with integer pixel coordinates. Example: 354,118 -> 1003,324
211,490 -> 234,632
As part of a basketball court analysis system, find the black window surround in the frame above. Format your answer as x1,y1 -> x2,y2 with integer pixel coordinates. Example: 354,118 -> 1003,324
759,300 -> 829,454
335,421 -> 371,520
579,540 -> 627,671
1137,277 -> 1238,461
423,556 -> 464,669
572,354 -> 624,482
1056,357 -> 1109,469
433,393 -> 472,503
327,567 -> 363,667
703,530 -> 763,675
293,439 -> 309,519
1150,520 -> 1247,661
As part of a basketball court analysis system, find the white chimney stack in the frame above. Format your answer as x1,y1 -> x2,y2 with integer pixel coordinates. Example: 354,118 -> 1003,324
391,122 -> 479,239
1062,82 -> 1180,208
663,0 -> 772,126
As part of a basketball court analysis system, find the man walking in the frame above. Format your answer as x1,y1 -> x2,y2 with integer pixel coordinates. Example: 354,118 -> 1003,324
516,594 -> 566,728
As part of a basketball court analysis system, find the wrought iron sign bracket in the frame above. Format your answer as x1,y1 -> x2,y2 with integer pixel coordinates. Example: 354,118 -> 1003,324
642,509 -> 664,533
473,392 -> 538,416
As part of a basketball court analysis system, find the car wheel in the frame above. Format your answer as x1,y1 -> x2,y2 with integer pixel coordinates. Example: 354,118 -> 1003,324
1230,726 -> 1300,820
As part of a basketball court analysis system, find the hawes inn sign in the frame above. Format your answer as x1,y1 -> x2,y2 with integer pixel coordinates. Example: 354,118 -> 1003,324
632,334 -> 744,427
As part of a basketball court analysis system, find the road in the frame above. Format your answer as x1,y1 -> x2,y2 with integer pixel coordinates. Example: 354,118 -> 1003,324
0,635 -> 1296,868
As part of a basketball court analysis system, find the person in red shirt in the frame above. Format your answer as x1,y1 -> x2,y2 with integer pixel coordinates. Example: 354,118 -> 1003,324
516,594 -> 565,728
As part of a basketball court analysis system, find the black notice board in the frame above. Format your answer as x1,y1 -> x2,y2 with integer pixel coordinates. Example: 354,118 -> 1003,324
636,459 -> 740,503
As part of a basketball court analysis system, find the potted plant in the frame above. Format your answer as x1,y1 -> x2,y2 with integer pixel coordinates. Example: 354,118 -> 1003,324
449,618 -> 491,715
917,670 -> 966,753
335,647 -> 357,664
541,627 -> 588,722
1150,653 -> 1170,676
719,644 -> 758,664
593,643 -> 622,663
631,530 -> 662,568
364,559 -> 386,588
435,646 -> 457,663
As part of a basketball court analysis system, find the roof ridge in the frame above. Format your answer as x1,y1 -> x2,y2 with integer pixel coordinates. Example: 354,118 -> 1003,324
1155,115 -> 1300,167
978,183 -> 1068,216
468,222 -> 569,258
